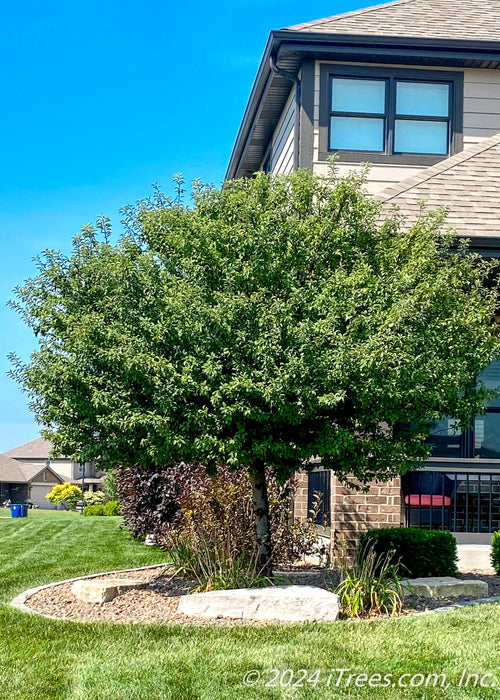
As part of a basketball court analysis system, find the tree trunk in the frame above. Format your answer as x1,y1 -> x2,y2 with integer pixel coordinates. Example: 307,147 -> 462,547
249,460 -> 273,578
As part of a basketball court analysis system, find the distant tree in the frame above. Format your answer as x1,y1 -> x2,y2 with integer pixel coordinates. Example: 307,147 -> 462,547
10,170 -> 500,575
46,483 -> 82,511
103,470 -> 117,502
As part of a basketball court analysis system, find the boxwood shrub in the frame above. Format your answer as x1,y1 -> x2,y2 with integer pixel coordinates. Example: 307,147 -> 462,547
103,500 -> 121,516
83,501 -> 121,517
83,505 -> 104,516
359,527 -> 458,578
491,531 -> 500,573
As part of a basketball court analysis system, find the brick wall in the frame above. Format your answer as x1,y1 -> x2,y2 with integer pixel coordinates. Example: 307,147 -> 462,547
293,470 -> 403,559
330,475 -> 403,554
293,472 -> 310,521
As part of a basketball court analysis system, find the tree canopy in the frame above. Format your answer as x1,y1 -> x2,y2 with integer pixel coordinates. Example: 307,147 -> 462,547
10,168 -> 500,572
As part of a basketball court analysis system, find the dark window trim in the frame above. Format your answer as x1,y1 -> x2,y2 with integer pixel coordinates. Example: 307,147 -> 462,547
426,459 -> 500,470
307,469 -> 331,527
319,64 -> 464,165
299,59 -> 315,170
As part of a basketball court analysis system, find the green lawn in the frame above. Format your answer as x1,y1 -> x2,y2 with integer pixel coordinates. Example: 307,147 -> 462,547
1,510 -> 499,700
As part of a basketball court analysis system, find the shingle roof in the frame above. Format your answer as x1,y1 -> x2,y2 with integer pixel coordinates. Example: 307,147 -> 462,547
287,0 -> 500,43
16,462 -> 63,482
0,453 -> 29,483
377,133 -> 500,237
4,437 -> 54,460
0,453 -> 66,484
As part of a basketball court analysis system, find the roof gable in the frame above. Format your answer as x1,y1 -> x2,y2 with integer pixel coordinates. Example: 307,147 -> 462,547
287,0 -> 500,43
17,463 -> 64,484
377,132 -> 500,238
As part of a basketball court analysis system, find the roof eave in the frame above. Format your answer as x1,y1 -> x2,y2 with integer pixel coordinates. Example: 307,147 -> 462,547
277,29 -> 500,53
227,29 -> 500,180
226,32 -> 278,180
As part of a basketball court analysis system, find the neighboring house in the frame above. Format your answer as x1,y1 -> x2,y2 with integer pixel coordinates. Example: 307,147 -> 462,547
3,437 -> 104,508
0,451 -> 64,508
228,0 -> 500,547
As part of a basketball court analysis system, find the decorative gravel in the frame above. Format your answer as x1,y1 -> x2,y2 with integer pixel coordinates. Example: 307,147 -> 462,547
22,565 -> 500,624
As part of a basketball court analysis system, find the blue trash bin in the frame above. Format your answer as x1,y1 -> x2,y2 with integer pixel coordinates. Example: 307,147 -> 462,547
9,504 -> 21,518
20,504 -> 28,517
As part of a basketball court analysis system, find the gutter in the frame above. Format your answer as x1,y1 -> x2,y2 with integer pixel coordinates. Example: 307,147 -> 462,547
269,53 -> 301,172
225,33 -> 276,180
226,29 -> 500,181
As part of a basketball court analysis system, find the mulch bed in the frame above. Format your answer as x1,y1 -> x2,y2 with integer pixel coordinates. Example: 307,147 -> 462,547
23,565 -> 500,625
406,571 -> 500,614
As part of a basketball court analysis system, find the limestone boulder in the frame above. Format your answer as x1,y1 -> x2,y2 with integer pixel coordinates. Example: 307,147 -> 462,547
71,578 -> 146,604
178,585 -> 339,622
404,577 -> 488,599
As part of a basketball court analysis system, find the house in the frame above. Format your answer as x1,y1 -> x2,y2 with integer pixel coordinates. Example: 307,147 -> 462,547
228,0 -> 500,548
0,450 -> 65,508
2,437 -> 104,508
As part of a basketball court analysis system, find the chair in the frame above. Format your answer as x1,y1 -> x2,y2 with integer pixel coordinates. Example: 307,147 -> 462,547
403,472 -> 456,529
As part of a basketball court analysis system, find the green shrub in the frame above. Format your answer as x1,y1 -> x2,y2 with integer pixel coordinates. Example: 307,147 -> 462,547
83,505 -> 105,516
83,502 -> 120,516
334,539 -> 405,618
103,500 -> 121,516
491,531 -> 500,573
360,527 -> 457,578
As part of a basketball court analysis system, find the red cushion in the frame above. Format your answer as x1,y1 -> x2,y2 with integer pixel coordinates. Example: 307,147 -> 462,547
405,495 -> 451,507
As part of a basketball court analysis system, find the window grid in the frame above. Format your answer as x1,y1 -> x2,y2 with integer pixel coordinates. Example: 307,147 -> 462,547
329,75 -> 453,157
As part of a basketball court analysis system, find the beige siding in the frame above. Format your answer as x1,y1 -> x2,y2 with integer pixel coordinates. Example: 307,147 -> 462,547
49,459 -> 74,481
313,161 -> 427,195
463,68 -> 500,144
268,89 -> 295,175
18,457 -> 74,481
313,62 -> 500,194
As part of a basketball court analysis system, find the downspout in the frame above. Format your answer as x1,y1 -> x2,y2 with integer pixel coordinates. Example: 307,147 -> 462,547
270,53 -> 301,171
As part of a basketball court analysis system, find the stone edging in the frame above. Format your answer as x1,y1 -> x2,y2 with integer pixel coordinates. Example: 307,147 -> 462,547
9,563 -> 170,619
9,566 -> 500,623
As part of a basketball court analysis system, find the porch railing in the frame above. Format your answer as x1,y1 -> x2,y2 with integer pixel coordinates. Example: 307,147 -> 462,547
403,471 -> 500,533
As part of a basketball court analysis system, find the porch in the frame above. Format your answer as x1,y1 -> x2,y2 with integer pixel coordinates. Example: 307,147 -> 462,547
402,466 -> 500,544
0,482 -> 29,505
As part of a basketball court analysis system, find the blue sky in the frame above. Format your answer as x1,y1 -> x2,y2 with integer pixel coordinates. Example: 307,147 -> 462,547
0,0 -> 373,452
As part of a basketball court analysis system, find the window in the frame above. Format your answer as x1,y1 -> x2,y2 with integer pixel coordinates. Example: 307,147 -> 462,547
330,77 -> 386,152
394,81 -> 449,154
319,66 -> 463,164
307,470 -> 331,527
428,360 -> 500,460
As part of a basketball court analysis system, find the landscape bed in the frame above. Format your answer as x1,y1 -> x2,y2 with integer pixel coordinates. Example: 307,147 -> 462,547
19,563 -> 500,624
2,509 -> 500,700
